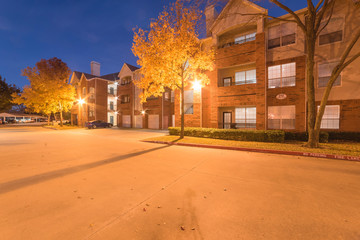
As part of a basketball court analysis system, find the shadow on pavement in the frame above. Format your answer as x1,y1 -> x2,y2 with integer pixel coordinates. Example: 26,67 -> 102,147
0,145 -> 171,195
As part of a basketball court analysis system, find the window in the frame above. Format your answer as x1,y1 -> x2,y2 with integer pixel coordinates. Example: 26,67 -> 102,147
235,32 -> 256,44
109,87 -> 114,95
268,105 -> 295,129
82,87 -> 86,97
235,69 -> 256,85
268,22 -> 296,49
319,18 -> 343,45
268,62 -> 296,88
121,95 -> 130,104
235,107 -> 256,128
89,87 -> 95,99
109,101 -> 114,110
121,77 -> 131,85
184,90 -> 193,114
171,91 -> 175,103
223,77 -> 231,87
319,105 -> 340,129
318,62 -> 341,88
88,104 -> 95,117
164,92 -> 170,101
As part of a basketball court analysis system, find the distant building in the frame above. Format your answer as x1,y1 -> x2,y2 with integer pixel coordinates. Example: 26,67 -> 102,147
70,62 -> 174,129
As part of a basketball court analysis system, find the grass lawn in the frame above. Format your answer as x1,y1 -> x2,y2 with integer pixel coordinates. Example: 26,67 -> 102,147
43,125 -> 81,130
144,135 -> 360,157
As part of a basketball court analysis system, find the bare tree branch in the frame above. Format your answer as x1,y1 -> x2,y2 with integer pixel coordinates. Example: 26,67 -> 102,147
315,0 -> 326,11
315,0 -> 335,35
270,0 -> 306,32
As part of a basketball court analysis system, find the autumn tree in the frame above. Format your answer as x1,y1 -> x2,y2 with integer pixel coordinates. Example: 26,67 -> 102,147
12,57 -> 75,126
132,0 -> 215,138
0,75 -> 20,112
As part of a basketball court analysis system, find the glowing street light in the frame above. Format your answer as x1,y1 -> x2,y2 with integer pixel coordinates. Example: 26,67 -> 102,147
78,98 -> 85,105
192,79 -> 202,91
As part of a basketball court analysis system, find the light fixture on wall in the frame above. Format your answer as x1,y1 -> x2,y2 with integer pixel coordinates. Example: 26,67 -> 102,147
78,98 -> 85,105
192,79 -> 202,91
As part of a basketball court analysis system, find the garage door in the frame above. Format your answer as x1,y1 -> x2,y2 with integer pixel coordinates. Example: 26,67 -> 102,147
148,115 -> 159,129
135,115 -> 143,128
122,115 -> 131,128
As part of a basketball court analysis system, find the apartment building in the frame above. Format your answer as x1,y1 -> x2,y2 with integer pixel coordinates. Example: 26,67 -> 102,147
117,63 -> 174,129
70,61 -> 119,126
70,62 -> 174,129
174,0 -> 360,132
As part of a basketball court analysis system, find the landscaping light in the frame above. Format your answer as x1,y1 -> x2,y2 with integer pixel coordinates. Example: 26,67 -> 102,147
192,79 -> 202,91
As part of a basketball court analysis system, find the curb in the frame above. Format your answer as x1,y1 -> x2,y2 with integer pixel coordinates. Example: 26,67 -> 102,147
143,140 -> 360,162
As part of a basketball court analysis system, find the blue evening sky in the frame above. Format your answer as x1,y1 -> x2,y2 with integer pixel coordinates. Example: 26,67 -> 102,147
0,0 -> 308,88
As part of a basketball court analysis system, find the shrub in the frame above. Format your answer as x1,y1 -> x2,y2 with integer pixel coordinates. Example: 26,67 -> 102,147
327,132 -> 360,142
284,132 -> 329,143
168,127 -> 285,143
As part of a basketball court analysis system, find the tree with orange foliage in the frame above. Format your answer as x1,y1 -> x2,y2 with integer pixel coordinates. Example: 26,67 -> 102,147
132,0 -> 214,138
12,57 -> 75,126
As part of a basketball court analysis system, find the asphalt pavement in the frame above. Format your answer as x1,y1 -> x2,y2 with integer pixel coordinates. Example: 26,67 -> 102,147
0,127 -> 359,240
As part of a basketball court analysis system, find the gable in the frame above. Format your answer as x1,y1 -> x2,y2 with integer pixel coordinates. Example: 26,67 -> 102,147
211,0 -> 266,35
119,63 -> 134,79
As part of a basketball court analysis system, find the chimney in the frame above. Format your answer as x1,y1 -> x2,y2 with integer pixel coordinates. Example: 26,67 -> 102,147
91,61 -> 100,76
205,3 -> 217,37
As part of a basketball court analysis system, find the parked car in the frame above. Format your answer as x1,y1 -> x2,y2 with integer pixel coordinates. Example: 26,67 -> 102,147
85,120 -> 113,129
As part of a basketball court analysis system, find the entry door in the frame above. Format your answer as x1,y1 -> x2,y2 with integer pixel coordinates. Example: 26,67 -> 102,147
223,112 -> 232,129
110,116 -> 114,125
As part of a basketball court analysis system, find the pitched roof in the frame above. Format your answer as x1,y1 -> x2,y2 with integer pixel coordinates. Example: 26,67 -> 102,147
100,72 -> 120,81
125,63 -> 139,72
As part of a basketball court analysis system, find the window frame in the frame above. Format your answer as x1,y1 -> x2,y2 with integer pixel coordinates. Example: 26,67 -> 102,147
318,105 -> 340,129
235,106 -> 257,129
234,32 -> 256,45
268,62 -> 296,89
184,90 -> 194,115
317,61 -> 342,88
318,18 -> 345,46
268,23 -> 297,50
268,105 -> 296,130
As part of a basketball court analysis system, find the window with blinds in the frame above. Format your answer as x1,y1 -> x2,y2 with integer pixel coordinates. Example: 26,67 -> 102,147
319,105 -> 340,129
318,62 -> 341,88
235,69 -> 257,85
235,107 -> 256,128
268,22 -> 296,49
319,18 -> 344,45
268,105 -> 296,129
184,90 -> 194,114
268,63 -> 296,88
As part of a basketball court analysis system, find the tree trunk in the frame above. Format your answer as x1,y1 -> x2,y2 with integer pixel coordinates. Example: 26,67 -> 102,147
305,16 -> 319,148
60,111 -> 63,127
180,79 -> 185,139
47,114 -> 50,125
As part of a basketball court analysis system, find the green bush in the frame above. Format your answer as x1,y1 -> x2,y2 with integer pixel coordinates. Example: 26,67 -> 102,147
327,132 -> 360,142
168,127 -> 285,143
284,132 -> 329,143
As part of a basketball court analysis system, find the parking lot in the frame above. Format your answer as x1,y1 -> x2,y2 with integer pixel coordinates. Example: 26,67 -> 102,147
1,127 -> 360,240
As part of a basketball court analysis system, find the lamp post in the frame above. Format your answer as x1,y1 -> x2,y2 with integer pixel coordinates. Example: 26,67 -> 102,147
192,79 -> 203,128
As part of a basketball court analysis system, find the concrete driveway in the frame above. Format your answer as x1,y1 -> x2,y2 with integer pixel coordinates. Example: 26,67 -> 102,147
0,127 -> 359,240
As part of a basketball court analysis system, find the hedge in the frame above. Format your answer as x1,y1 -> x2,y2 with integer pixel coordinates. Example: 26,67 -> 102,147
284,132 -> 329,143
327,132 -> 360,142
168,127 -> 285,143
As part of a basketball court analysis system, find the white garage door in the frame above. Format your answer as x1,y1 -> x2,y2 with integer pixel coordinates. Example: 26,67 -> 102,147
122,115 -> 131,128
135,115 -> 143,128
148,115 -> 159,129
